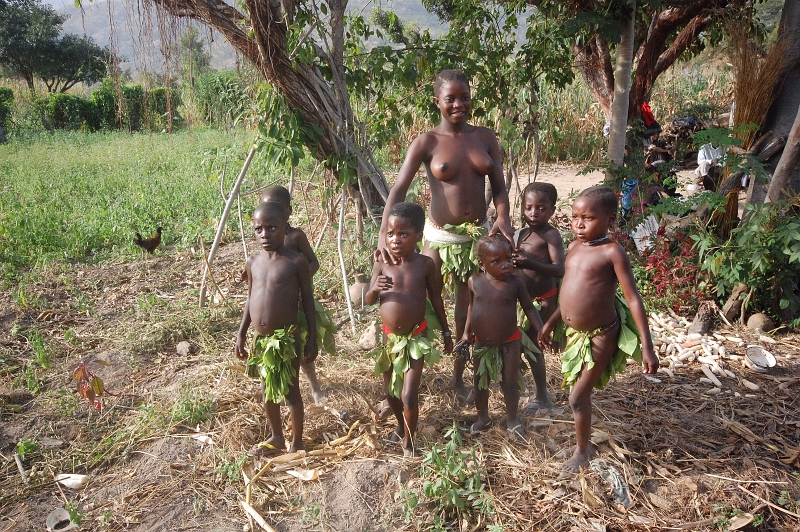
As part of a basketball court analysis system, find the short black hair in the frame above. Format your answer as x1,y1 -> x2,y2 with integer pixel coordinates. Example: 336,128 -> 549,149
576,186 -> 618,215
261,185 -> 292,210
388,202 -> 425,233
522,182 -> 557,207
253,201 -> 287,222
434,69 -> 470,96
476,233 -> 512,262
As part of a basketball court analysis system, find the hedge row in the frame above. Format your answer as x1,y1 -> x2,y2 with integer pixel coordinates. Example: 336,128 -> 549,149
35,80 -> 180,132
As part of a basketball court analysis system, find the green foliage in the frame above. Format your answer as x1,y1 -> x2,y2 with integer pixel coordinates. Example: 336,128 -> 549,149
398,422 -> 496,531
0,86 -> 13,127
16,438 -> 40,460
171,387 -> 216,425
39,34 -> 114,93
191,70 -> 248,128
89,79 -> 181,132
41,92 -> 96,130
64,501 -> 83,525
214,453 -> 247,483
0,129 -> 247,280
0,0 -> 65,90
691,199 -> 800,321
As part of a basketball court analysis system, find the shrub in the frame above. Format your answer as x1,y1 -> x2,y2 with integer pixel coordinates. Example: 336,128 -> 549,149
192,70 -> 247,128
41,93 -> 98,131
0,86 -> 13,128
692,199 -> 800,324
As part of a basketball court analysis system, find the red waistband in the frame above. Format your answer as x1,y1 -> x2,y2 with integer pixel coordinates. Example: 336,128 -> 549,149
382,319 -> 427,337
534,286 -> 558,302
473,327 -> 521,344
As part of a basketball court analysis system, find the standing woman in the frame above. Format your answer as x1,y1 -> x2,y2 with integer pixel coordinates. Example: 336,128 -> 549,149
376,69 -> 514,404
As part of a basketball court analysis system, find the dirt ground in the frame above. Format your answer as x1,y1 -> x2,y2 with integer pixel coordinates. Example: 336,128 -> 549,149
1,164 -> 799,532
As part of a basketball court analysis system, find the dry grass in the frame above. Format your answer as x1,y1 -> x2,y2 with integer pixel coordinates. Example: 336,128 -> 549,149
1,238 -> 800,531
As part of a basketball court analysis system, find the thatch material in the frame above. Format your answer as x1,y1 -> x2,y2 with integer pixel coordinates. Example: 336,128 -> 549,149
728,25 -> 789,150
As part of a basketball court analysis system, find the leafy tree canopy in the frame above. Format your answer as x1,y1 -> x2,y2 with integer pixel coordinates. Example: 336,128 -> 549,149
0,0 -> 66,92
39,34 -> 115,93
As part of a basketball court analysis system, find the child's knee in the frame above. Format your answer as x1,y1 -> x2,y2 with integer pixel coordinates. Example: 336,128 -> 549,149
568,391 -> 590,414
285,386 -> 303,406
401,389 -> 419,410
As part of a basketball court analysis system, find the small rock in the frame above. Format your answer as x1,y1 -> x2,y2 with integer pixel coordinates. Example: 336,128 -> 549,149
94,349 -> 119,365
176,341 -> 199,356
358,321 -> 380,350
419,425 -> 438,438
746,313 -> 774,332
349,273 -> 370,309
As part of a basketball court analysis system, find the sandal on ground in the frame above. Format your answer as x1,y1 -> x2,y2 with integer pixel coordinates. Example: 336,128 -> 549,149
248,442 -> 284,458
506,423 -> 527,443
469,421 -> 491,435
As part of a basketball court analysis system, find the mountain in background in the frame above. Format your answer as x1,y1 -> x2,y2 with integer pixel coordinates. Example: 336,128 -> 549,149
55,0 -> 445,78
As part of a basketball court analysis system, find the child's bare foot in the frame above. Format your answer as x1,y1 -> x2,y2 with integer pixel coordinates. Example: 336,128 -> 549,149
561,445 -> 596,472
403,446 -> 420,458
310,385 -> 326,406
453,383 -> 474,406
388,426 -> 403,443
288,441 -> 305,453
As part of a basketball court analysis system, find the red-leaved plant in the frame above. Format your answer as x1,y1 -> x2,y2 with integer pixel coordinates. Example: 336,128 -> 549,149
636,229 -> 707,314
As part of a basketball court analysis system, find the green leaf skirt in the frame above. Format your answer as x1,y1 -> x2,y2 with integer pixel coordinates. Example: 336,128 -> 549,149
246,326 -> 298,403
367,327 -> 441,399
560,294 -> 642,391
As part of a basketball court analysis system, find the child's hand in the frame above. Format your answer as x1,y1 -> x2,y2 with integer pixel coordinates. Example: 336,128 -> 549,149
642,347 -> 659,374
304,341 -> 318,364
235,335 -> 247,360
442,332 -> 454,353
537,331 -> 554,350
238,269 -> 247,283
373,275 -> 393,292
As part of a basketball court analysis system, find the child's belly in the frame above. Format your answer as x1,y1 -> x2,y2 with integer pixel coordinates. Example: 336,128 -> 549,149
471,307 -> 518,347
558,277 -> 617,332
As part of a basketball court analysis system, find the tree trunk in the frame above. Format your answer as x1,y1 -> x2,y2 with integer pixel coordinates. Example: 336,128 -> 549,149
761,0 -> 800,198
606,2 -> 635,169
148,0 -> 390,216
766,104 -> 800,201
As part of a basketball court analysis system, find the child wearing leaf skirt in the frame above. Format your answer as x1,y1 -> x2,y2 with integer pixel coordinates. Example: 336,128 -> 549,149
235,201 -> 317,454
365,202 -> 452,457
541,186 -> 658,471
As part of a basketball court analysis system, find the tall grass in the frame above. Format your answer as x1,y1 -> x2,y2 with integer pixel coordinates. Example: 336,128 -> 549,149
0,129 -> 286,281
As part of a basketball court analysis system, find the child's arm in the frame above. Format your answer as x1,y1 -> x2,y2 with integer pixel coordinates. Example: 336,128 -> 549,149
298,256 -> 318,363
425,257 -> 453,353
235,259 -> 254,360
516,278 -> 551,347
364,260 -> 390,306
294,230 -> 320,276
513,229 -> 565,278
540,307 -> 562,347
611,246 -> 658,374
460,277 -> 475,343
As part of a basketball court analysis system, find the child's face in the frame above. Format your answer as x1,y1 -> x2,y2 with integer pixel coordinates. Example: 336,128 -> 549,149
522,191 -> 556,229
479,242 -> 514,280
253,211 -> 287,251
570,197 -> 615,243
386,215 -> 421,259
434,80 -> 472,124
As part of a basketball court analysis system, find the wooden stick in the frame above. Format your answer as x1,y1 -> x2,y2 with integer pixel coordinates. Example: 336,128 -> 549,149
337,188 -> 357,334
200,144 -> 257,307
738,485 -> 800,519
199,238 -> 225,304
240,501 -> 278,532
704,473 -> 788,484
13,453 -> 27,483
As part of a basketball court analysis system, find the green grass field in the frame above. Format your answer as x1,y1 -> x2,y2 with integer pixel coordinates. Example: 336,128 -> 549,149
0,129 -> 273,281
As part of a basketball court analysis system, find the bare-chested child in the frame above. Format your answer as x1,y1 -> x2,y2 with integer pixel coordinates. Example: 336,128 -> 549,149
261,185 -> 331,405
235,202 -> 317,454
365,202 -> 453,457
541,186 -> 658,471
462,234 -> 547,441
512,182 -> 565,411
